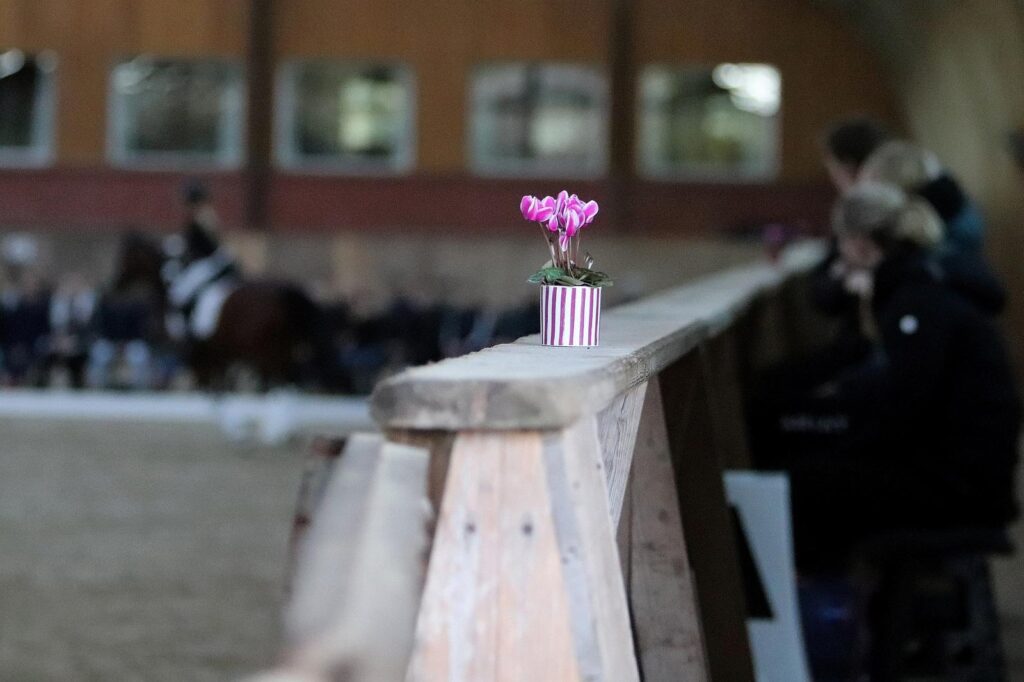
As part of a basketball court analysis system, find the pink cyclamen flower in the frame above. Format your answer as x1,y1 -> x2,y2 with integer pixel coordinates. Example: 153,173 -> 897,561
519,195 -> 535,221
581,200 -> 599,224
520,194 -> 556,223
555,190 -> 570,214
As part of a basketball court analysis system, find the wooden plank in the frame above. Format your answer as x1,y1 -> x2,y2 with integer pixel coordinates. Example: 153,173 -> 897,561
386,429 -> 455,516
596,381 -> 647,527
407,424 -> 639,681
268,433 -> 431,682
658,354 -> 755,681
700,331 -> 752,470
629,381 -> 709,681
543,417 -> 640,682
284,436 -> 346,592
616,471 -> 633,585
407,430 -> 581,681
371,242 -> 825,431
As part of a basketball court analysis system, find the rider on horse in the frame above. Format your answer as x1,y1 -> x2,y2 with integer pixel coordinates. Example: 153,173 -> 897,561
165,181 -> 240,341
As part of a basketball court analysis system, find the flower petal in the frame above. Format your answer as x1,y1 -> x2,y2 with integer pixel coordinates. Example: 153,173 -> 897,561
534,205 -> 554,222
546,215 -> 559,232
556,190 -> 569,214
582,200 -> 599,223
564,209 -> 581,237
520,195 -> 538,221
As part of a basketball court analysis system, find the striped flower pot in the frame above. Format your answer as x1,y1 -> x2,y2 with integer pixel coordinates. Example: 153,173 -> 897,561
540,285 -> 602,347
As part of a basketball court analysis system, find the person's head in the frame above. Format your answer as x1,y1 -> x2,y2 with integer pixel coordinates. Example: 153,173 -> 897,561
823,118 -> 891,192
858,140 -> 942,191
831,182 -> 943,270
182,179 -> 210,209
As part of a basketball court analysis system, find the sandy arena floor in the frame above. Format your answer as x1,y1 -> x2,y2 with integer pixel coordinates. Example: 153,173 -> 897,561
0,417 -> 1021,680
0,419 -> 306,681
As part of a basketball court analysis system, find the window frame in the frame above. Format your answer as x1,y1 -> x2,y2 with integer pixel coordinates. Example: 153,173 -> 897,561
636,62 -> 782,183
0,50 -> 58,168
467,61 -> 610,179
273,59 -> 417,175
106,55 -> 247,170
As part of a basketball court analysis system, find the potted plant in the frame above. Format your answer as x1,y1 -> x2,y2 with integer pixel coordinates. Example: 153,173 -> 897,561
520,191 -> 612,347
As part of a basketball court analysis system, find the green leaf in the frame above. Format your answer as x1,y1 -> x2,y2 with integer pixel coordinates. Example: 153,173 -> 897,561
528,266 -> 567,285
556,275 -> 585,286
574,267 -> 614,287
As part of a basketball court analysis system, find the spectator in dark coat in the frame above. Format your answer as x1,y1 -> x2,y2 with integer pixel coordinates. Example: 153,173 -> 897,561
861,140 -> 987,254
765,183 -> 1020,567
810,135 -> 1003,377
809,119 -> 895,360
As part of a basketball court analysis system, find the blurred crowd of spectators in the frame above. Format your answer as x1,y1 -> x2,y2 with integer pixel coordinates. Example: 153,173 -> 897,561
0,234 -> 539,393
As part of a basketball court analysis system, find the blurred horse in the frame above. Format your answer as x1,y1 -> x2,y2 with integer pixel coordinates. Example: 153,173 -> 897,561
111,231 -> 345,391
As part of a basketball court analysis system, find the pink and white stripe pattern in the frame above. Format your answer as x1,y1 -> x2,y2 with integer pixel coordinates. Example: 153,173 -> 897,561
540,285 -> 602,347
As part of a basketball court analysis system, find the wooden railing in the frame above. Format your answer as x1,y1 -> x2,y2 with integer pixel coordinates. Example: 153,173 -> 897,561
255,242 -> 827,682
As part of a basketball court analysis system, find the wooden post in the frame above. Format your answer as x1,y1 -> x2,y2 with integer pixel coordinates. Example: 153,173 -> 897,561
364,243 -> 827,682
629,380 -> 710,680
596,381 -> 647,527
268,434 -> 431,682
700,331 -> 753,470
658,354 -> 755,680
407,422 -> 638,681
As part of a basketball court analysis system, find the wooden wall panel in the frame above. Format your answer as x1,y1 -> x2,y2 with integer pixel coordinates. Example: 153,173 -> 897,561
130,0 -> 248,56
1,0 -> 897,229
276,0 -> 613,172
0,0 -> 247,164
633,0 -> 899,182
2,0 -> 894,176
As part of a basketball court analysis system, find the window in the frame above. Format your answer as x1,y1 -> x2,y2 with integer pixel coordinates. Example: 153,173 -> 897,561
108,57 -> 245,168
275,61 -> 414,173
470,63 -> 608,177
0,50 -> 57,166
638,63 -> 781,181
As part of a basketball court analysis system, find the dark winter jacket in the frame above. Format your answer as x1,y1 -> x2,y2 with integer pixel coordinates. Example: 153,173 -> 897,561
184,217 -> 219,262
835,247 -> 1020,525
916,174 -> 986,254
811,240 -> 1006,323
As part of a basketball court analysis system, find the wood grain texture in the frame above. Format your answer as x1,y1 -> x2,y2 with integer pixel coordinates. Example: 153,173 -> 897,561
406,430 -> 581,682
629,381 -> 709,681
278,433 -> 431,682
372,243 -> 825,431
596,381 -> 647,527
658,354 -> 755,680
543,417 -> 640,682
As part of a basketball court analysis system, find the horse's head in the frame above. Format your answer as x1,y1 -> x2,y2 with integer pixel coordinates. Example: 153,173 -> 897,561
112,230 -> 167,297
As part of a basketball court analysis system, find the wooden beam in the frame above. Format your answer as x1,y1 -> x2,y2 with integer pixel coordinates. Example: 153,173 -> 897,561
407,423 -> 639,681
270,434 -> 431,682
630,380 -> 709,680
700,331 -> 752,470
544,417 -> 639,681
406,430 -> 582,680
658,354 -> 755,680
371,243 -> 826,431
596,381 -> 647,527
